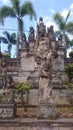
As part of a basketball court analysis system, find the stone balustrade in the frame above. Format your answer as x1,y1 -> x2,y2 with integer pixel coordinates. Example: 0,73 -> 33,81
7,58 -> 20,72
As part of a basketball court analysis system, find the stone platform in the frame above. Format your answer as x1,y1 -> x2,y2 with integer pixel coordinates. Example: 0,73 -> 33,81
0,118 -> 73,130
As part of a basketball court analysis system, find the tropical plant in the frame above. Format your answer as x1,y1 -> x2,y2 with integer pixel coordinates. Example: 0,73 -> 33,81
0,8 -> 4,25
16,82 -> 33,111
2,53 -> 10,58
0,31 -> 16,57
0,0 -> 36,57
65,63 -> 73,82
0,95 -> 3,103
53,11 -> 73,56
69,51 -> 73,58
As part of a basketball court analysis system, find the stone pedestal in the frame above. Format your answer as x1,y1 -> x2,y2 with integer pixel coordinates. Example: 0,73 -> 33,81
0,104 -> 16,119
37,100 -> 57,119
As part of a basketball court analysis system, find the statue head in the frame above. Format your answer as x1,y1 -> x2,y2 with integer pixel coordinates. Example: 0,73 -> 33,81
39,17 -> 43,21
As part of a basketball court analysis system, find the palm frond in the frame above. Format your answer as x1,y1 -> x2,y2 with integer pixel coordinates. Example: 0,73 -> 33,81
53,12 -> 64,25
65,34 -> 71,48
64,10 -> 70,25
21,1 -> 36,20
66,22 -> 73,34
10,33 -> 16,45
53,12 -> 65,31
69,40 -> 73,47
0,8 -> 4,25
11,0 -> 20,16
3,31 -> 11,41
0,6 -> 15,17
0,36 -> 8,44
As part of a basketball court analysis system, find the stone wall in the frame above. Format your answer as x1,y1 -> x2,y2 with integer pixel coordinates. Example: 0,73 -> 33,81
5,22 -> 72,108
0,118 -> 73,130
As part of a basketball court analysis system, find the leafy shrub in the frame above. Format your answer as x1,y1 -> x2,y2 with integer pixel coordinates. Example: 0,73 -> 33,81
0,95 -> 3,103
69,51 -> 73,58
65,63 -> 73,82
16,82 -> 33,111
2,53 -> 10,58
16,83 -> 32,92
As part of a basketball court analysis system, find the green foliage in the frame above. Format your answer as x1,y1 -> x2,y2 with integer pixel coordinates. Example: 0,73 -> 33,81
0,95 -> 3,103
2,53 -> 10,58
69,51 -> 73,58
16,82 -> 33,92
62,81 -> 69,85
53,11 -> 73,49
53,11 -> 70,31
16,82 -> 33,111
65,63 -> 73,81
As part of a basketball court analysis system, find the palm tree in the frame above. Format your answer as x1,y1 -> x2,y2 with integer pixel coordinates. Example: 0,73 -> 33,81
0,8 -> 4,25
0,0 -> 36,57
0,31 -> 16,57
53,11 -> 73,57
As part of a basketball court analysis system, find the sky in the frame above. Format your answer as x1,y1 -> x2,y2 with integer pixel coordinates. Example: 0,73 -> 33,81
0,0 -> 73,57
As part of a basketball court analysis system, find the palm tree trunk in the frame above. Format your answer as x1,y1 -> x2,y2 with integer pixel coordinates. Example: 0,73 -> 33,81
8,44 -> 11,57
63,32 -> 67,60
16,19 -> 20,58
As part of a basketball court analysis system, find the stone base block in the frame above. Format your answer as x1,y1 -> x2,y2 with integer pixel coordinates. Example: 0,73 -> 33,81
37,100 -> 57,119
0,104 -> 16,119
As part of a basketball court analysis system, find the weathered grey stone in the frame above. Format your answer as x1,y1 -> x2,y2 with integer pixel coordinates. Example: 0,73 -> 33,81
0,104 -> 16,118
39,77 -> 49,100
38,41 -> 48,51
59,128 -> 71,130
52,57 -> 64,71
37,100 -> 57,119
20,56 -> 35,71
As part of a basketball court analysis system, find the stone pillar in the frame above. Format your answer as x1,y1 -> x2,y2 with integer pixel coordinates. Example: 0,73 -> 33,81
0,56 -> 16,119
36,39 -> 57,119
52,46 -> 65,88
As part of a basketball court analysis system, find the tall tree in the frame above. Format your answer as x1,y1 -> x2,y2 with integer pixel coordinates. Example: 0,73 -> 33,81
53,11 -> 73,57
0,0 -> 36,57
0,31 -> 16,57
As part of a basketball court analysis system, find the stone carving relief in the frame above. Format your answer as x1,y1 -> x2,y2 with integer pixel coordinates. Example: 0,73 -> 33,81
58,34 -> 63,46
28,26 -> 35,42
21,33 -> 27,48
37,17 -> 46,39
1,75 -> 15,104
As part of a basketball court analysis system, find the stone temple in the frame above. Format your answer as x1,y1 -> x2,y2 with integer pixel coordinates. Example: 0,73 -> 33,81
0,17 -> 71,119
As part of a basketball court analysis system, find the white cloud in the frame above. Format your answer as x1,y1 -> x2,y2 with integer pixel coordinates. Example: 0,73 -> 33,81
61,9 -> 69,18
49,9 -> 55,14
59,4 -> 73,21
43,16 -> 58,31
30,0 -> 44,2
46,21 -> 58,31
69,3 -> 73,17
70,3 -> 73,9
68,34 -> 73,40
1,0 -> 10,4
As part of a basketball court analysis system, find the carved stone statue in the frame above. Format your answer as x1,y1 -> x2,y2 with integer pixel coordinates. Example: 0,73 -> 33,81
28,26 -> 35,42
37,17 -> 46,38
0,55 -> 16,118
22,33 -> 26,42
1,56 -> 8,75
47,26 -> 55,41
58,34 -> 62,46
2,75 -> 15,104
21,33 -> 27,48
